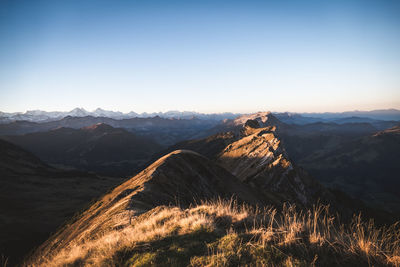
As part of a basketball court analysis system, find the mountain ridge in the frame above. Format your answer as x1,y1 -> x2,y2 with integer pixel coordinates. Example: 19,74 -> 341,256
0,108 -> 241,123
3,123 -> 163,177
1,108 -> 399,124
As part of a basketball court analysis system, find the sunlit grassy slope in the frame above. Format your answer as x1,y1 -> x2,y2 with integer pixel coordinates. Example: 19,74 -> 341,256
29,199 -> 400,267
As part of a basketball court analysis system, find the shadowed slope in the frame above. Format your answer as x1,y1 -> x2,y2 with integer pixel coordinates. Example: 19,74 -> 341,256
0,139 -> 118,266
299,125 -> 400,213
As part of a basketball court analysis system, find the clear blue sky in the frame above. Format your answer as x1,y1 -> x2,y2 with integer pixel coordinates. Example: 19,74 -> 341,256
1,0 -> 399,113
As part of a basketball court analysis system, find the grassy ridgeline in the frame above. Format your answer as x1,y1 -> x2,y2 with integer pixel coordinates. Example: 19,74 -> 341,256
28,200 -> 400,267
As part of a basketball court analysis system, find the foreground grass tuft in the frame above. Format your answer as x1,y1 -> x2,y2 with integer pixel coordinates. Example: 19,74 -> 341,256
28,200 -> 400,266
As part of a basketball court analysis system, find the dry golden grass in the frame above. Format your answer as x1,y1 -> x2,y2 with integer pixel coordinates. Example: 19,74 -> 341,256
28,199 -> 400,266
0,255 -> 8,267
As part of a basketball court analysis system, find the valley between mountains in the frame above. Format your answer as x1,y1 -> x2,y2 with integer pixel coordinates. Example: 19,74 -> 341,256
0,111 -> 399,266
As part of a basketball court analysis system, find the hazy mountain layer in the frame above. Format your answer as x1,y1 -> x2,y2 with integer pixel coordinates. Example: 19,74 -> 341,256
1,108 -> 399,124
0,116 -> 218,146
3,123 -> 162,177
0,108 -> 240,123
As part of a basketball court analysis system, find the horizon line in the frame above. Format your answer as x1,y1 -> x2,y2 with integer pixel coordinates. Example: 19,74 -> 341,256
1,107 -> 400,115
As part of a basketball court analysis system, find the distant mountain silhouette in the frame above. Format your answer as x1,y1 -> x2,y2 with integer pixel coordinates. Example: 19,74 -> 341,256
1,108 -> 399,124
0,108 -> 240,123
300,109 -> 400,121
274,111 -> 399,127
4,123 -> 163,177
0,116 -> 218,146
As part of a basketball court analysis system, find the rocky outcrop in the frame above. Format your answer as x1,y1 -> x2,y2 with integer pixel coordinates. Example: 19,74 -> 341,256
217,119 -> 324,206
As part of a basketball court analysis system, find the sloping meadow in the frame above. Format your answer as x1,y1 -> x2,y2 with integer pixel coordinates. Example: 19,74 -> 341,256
28,199 -> 400,267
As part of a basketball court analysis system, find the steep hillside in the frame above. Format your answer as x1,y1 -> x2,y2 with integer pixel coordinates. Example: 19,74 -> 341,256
4,123 -> 162,177
0,139 -> 119,266
298,125 -> 400,213
28,150 -> 263,265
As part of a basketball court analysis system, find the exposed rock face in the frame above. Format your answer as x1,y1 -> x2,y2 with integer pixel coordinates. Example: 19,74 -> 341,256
217,119 -> 323,206
232,112 -> 282,127
373,125 -> 400,136
218,124 -> 286,182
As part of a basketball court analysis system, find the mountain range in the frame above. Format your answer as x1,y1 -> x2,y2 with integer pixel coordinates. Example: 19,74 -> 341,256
1,108 -> 399,124
0,115 -> 218,146
163,112 -> 400,214
300,109 -> 400,121
3,123 -> 162,177
1,111 -> 399,266
24,112 -> 396,266
0,108 -> 240,123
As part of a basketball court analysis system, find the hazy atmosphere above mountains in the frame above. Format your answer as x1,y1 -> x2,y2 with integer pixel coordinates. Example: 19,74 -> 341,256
1,0 -> 400,113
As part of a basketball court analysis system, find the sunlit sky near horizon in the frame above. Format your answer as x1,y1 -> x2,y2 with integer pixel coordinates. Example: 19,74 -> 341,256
1,0 -> 400,113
